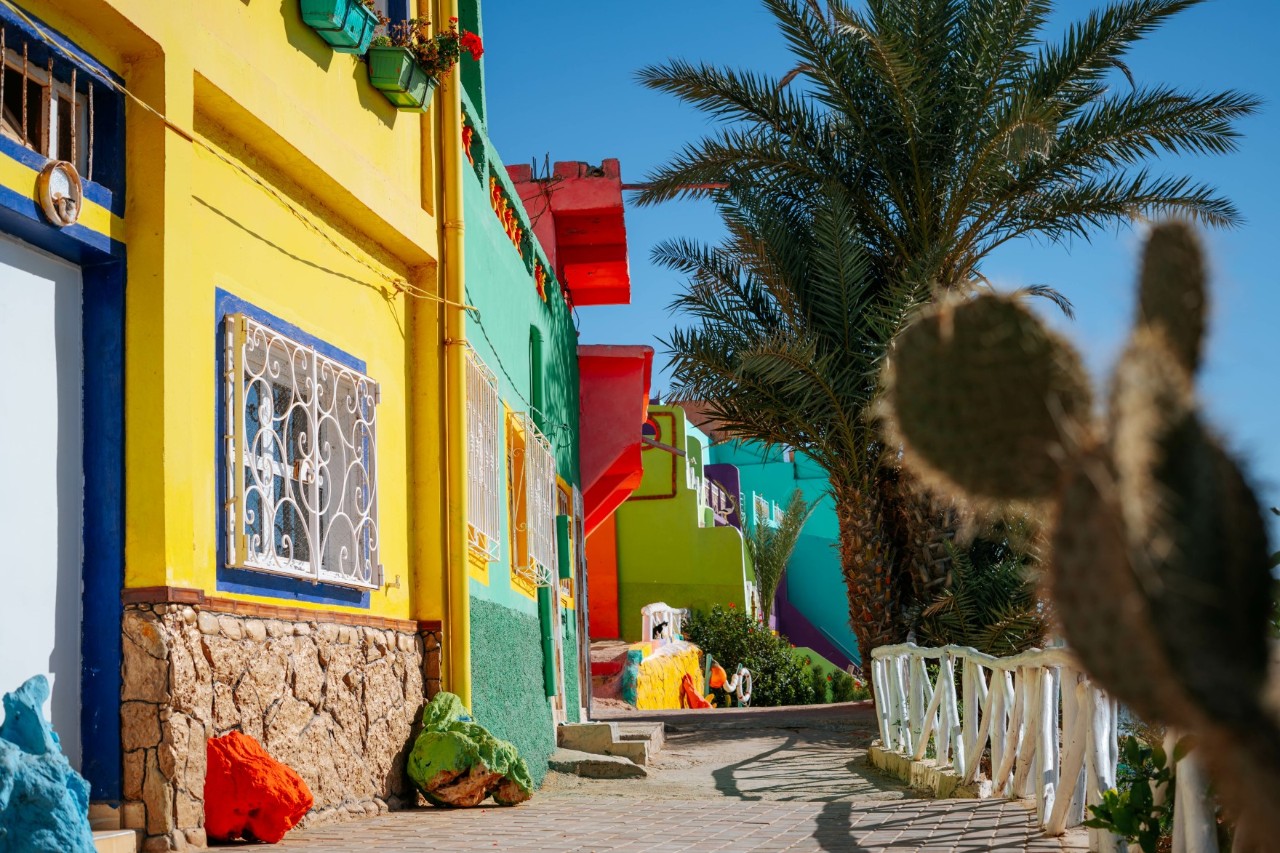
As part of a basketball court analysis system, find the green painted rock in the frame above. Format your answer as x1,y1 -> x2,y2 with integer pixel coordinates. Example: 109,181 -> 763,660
406,692 -> 533,807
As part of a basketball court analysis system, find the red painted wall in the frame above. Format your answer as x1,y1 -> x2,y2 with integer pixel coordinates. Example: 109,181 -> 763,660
585,514 -> 621,639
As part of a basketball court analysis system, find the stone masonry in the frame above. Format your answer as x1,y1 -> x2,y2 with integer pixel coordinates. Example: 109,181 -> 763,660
120,601 -> 442,851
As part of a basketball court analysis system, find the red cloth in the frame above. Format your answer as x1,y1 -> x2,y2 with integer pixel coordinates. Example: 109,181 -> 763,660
204,731 -> 314,844
680,673 -> 712,709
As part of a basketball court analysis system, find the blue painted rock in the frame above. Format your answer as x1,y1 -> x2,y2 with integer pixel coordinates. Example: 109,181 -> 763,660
0,675 -> 95,853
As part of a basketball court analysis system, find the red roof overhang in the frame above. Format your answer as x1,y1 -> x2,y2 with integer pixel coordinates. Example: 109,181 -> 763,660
510,160 -> 631,306
578,344 -> 654,536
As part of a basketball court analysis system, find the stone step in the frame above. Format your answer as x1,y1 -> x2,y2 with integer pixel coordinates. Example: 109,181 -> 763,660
93,829 -> 139,853
614,721 -> 665,755
557,721 -> 651,766
548,748 -> 647,779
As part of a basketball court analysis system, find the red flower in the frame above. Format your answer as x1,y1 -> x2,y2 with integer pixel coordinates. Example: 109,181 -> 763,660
826,674 -> 833,681
727,602 -> 735,609
461,31 -> 484,61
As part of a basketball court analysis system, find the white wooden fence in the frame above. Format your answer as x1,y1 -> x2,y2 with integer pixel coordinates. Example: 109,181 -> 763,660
871,643 -> 1124,850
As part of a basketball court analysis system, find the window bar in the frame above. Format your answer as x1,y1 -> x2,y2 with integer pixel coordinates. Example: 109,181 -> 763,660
87,80 -> 93,181
70,66 -> 76,168
21,42 -> 27,144
1,29 -> 6,129
44,55 -> 52,155
308,346 -> 321,585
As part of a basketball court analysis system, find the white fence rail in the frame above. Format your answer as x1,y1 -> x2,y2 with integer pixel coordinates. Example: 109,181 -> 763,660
871,643 -> 1123,851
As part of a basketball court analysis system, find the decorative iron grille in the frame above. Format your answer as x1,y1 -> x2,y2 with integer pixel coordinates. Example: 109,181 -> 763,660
224,314 -> 381,589
512,412 -> 557,587
465,346 -> 502,561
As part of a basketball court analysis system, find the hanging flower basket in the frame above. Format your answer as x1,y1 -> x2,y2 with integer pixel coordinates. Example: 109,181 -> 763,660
367,46 -> 436,111
299,0 -> 379,54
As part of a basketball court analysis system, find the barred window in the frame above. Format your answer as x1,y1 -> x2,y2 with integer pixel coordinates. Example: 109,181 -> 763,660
223,313 -> 381,588
508,412 -> 557,588
465,346 -> 502,561
0,44 -> 90,175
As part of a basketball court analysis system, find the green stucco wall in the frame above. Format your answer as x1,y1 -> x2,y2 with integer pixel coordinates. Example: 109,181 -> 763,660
470,596 -> 556,786
612,407 -> 752,640
461,82 -> 582,763
563,614 -> 581,723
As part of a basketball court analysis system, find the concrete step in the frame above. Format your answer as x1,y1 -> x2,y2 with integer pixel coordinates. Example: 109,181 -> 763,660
93,829 -> 139,853
557,721 -> 651,766
548,748 -> 646,779
614,721 -> 665,755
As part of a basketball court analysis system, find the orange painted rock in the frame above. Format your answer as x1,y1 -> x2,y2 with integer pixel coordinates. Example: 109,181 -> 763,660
204,731 -> 313,844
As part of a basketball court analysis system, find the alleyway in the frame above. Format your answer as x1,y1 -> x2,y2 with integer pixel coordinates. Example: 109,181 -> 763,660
261,704 -> 1087,852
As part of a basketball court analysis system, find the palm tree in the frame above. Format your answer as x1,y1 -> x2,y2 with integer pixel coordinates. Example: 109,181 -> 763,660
748,489 -> 816,623
644,0 -> 1255,665
661,183 -> 917,666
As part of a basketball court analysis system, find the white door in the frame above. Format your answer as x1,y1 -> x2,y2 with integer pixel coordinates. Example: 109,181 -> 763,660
0,233 -> 83,767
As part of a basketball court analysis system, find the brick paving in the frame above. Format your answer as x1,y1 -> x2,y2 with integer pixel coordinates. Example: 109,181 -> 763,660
257,704 -> 1089,852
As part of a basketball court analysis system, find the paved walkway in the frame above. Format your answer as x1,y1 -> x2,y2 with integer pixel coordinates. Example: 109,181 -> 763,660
258,703 -> 1088,852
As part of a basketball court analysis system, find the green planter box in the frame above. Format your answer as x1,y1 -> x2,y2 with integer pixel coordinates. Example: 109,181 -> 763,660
300,0 -> 378,54
367,46 -> 437,111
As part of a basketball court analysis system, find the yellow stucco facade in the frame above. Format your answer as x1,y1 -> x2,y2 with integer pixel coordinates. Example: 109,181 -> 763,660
19,0 -> 457,623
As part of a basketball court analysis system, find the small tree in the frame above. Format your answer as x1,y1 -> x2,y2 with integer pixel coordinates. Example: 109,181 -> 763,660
746,489 -> 814,624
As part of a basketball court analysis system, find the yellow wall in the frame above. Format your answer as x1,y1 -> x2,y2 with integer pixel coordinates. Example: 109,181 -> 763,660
27,0 -> 453,621
635,643 -> 704,711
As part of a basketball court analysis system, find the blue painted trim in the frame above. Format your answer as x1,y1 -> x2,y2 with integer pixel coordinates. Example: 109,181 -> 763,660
213,289 -> 371,609
0,6 -> 127,207
80,258 -> 125,802
0,181 -> 120,260
0,3 -> 122,85
0,135 -> 120,216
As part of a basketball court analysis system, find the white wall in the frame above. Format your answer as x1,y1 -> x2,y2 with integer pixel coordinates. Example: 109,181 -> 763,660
0,233 -> 83,766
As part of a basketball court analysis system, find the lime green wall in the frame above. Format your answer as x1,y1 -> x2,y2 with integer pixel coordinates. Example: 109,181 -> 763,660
613,406 -> 752,640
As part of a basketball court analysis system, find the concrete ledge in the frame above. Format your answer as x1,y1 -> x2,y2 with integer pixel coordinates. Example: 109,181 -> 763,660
867,741 -> 992,799
548,748 -> 647,779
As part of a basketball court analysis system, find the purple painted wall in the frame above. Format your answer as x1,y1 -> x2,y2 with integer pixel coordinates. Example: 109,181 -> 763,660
704,463 -> 742,530
774,574 -> 855,671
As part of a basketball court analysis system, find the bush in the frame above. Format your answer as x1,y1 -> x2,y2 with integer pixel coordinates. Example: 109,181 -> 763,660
831,670 -> 870,703
684,604 -> 815,707
807,663 -> 828,704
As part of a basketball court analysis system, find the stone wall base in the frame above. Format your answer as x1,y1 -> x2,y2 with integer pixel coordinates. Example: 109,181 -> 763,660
120,601 -> 442,851
867,741 -> 993,799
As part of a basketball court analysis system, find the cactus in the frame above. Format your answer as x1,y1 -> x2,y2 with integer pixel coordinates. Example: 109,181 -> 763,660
884,295 -> 1093,503
883,223 -> 1279,842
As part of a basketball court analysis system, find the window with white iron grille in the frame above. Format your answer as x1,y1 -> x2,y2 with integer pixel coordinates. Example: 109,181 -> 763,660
223,313 -> 381,589
465,346 -> 502,561
510,412 -> 557,587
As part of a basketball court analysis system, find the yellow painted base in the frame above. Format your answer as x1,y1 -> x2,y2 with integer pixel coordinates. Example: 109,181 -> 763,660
635,642 -> 704,711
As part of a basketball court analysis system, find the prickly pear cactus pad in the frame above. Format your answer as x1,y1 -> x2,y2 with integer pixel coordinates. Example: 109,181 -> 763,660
1137,222 -> 1208,374
885,294 -> 1093,503
406,692 -> 533,807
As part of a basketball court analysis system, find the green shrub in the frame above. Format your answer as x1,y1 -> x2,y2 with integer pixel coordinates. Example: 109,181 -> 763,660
807,663 -> 828,704
684,604 -> 815,707
831,670 -> 870,703
1083,735 -> 1185,853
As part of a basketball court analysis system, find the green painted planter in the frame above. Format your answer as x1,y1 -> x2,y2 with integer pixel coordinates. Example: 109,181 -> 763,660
299,0 -> 378,54
367,46 -> 437,111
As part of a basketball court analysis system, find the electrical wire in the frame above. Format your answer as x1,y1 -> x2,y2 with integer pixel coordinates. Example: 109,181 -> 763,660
0,0 -> 471,310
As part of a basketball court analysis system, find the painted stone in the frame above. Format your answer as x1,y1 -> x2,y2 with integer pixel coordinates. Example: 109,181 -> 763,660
203,731 -> 313,843
406,692 -> 533,807
0,675 -> 95,853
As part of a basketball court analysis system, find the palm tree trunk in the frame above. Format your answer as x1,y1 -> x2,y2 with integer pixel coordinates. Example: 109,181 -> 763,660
831,470 -> 900,679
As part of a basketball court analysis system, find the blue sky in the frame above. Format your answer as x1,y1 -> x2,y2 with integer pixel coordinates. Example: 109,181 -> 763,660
479,0 -> 1280,536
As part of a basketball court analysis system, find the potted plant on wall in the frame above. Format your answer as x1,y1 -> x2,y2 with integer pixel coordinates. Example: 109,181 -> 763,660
367,17 -> 483,111
299,0 -> 381,54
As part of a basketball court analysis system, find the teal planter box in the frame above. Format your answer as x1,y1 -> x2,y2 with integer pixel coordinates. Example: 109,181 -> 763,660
300,0 -> 378,54
367,46 -> 436,111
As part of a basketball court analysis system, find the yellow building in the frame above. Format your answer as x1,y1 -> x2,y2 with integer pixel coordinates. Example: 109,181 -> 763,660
0,0 -> 481,847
